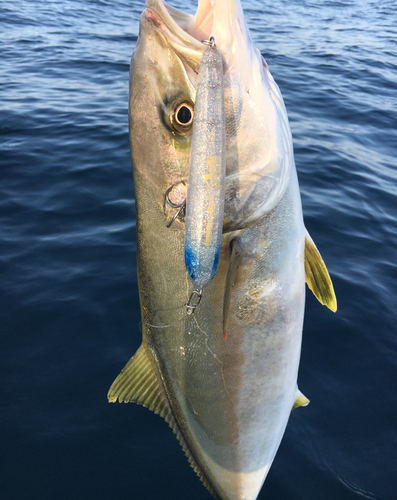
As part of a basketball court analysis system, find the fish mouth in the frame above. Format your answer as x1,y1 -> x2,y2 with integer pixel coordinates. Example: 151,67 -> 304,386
144,0 -> 248,72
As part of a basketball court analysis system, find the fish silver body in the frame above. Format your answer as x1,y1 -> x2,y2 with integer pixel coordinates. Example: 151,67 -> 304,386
108,0 -> 336,499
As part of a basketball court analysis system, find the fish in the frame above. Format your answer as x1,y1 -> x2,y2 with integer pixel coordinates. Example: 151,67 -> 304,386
108,0 -> 337,499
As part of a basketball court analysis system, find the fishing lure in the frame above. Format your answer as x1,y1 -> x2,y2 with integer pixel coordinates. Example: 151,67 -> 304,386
184,37 -> 226,309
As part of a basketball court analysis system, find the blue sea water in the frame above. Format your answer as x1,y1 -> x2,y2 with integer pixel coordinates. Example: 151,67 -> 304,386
1,0 -> 396,498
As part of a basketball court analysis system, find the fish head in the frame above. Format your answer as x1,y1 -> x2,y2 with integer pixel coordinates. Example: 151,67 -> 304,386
128,5 -> 201,204
130,0 -> 294,231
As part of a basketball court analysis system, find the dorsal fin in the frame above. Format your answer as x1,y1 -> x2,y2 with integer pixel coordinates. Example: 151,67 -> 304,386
223,238 -> 242,340
292,389 -> 310,411
305,231 -> 337,312
108,344 -> 219,499
108,343 -> 170,415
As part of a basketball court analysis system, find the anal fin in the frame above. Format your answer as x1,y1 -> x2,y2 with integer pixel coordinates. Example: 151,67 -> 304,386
108,344 -> 219,499
292,389 -> 310,411
305,231 -> 337,312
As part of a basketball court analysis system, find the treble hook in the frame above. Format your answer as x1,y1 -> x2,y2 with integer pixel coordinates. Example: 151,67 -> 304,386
165,185 -> 186,228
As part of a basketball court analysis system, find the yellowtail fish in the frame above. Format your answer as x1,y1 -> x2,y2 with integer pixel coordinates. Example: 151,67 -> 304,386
108,0 -> 337,498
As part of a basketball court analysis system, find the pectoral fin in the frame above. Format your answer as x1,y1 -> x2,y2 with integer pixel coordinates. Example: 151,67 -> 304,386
223,238 -> 242,340
305,231 -> 337,312
108,344 -> 218,499
292,389 -> 310,411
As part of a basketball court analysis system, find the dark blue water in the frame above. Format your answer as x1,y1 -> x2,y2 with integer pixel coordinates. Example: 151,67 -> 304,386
1,0 -> 396,498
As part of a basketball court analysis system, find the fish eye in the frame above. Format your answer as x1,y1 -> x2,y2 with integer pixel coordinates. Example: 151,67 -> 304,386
165,99 -> 194,135
175,103 -> 193,126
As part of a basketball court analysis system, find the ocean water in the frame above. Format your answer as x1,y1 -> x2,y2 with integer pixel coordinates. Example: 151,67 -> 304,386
1,0 -> 396,499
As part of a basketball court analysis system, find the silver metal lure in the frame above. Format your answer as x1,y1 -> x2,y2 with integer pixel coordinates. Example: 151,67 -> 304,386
184,37 -> 226,294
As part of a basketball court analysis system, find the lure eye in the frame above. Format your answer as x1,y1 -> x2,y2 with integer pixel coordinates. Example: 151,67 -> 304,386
165,99 -> 194,135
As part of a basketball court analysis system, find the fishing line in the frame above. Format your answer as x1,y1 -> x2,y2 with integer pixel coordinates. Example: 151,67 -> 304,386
140,305 -> 187,330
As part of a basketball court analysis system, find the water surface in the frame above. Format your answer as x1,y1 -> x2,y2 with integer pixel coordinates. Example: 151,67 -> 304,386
1,0 -> 396,498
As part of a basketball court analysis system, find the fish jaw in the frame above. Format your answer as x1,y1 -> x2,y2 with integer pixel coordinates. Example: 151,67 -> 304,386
187,0 -> 253,68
